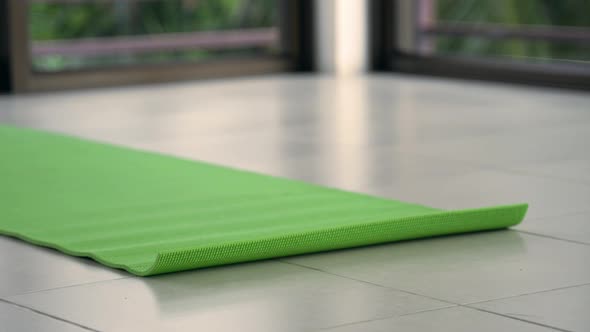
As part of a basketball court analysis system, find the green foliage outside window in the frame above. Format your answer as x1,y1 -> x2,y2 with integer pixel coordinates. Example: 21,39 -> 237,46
436,0 -> 590,62
28,0 -> 589,71
29,0 -> 278,71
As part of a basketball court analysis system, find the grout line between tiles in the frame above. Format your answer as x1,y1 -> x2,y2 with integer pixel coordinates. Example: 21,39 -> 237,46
515,230 -> 590,246
2,276 -> 132,298
281,257 -> 590,309
464,281 -> 590,306
321,302 -> 569,332
0,298 -> 100,332
278,260 -> 457,305
465,306 -> 573,332
318,305 -> 459,331
282,260 -> 589,332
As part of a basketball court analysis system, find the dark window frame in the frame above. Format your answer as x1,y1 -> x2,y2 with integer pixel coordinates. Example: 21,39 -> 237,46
1,0 -> 314,93
0,1 -> 10,92
370,0 -> 590,91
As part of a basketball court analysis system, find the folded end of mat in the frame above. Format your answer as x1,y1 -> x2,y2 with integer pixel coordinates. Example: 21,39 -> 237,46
126,203 -> 528,276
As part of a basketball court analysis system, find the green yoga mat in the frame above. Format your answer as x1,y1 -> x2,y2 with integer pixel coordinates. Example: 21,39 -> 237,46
0,125 -> 527,276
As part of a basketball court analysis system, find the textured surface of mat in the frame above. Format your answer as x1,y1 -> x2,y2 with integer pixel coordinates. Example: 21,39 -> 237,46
0,125 -> 528,276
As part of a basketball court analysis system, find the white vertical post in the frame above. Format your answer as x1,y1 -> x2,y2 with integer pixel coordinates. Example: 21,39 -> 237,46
315,0 -> 368,75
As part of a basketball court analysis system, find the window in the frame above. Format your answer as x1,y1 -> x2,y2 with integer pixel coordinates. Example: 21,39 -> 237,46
372,0 -> 590,89
2,0 -> 313,92
30,0 -> 280,72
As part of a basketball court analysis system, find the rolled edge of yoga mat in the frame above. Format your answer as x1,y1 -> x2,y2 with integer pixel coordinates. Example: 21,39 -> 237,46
122,203 -> 527,276
0,203 -> 528,276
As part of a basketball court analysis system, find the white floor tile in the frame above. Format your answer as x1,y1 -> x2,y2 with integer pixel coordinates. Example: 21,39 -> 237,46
514,159 -> 590,185
517,212 -> 590,245
326,306 -> 556,332
2,74 -> 590,331
471,284 -> 590,332
6,261 -> 449,332
397,124 -> 590,167
0,301 -> 87,332
285,231 -> 590,304
0,237 -> 126,297
208,148 -> 481,195
372,169 -> 590,220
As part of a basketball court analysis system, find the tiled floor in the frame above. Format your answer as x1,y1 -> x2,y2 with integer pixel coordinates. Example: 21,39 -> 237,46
1,74 -> 589,331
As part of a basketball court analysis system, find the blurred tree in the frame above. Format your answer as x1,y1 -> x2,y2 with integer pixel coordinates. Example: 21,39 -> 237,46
436,0 -> 590,61
29,0 -> 278,70
30,0 -> 276,40
28,0 -> 589,70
